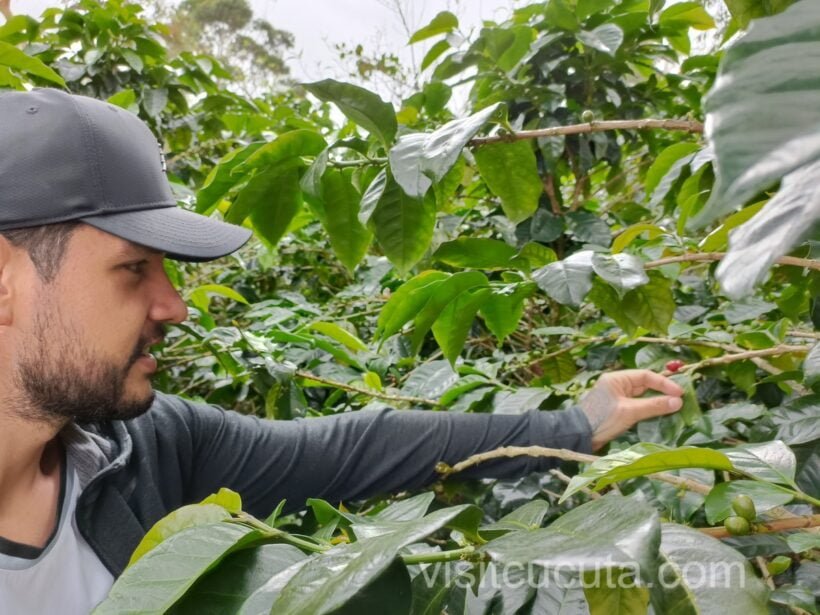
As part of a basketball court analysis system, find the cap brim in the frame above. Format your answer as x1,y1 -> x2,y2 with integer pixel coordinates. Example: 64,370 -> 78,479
81,206 -> 252,262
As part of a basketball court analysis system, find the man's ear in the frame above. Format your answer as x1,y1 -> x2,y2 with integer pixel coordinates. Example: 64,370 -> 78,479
0,235 -> 16,326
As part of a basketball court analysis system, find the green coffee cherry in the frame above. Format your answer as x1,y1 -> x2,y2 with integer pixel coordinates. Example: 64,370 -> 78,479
766,555 -> 791,576
581,109 -> 595,123
724,516 -> 751,536
731,494 -> 757,522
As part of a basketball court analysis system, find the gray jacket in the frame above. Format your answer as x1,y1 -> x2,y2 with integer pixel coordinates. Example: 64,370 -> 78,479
63,393 -> 593,577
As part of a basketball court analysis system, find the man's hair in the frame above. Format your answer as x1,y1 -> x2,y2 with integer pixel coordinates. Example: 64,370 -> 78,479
0,222 -> 80,282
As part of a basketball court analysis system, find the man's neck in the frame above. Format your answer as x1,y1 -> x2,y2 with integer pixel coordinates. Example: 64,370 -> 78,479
0,412 -> 65,509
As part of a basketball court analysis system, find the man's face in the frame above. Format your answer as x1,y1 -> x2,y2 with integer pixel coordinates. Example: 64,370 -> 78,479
10,225 -> 188,423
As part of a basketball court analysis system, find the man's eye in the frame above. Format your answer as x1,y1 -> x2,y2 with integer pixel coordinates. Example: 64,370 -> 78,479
123,261 -> 147,275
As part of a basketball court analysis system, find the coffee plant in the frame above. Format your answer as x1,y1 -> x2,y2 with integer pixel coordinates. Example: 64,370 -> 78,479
2,0 -> 818,613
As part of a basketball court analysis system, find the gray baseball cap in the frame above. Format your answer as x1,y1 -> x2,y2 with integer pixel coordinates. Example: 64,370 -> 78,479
0,88 -> 252,261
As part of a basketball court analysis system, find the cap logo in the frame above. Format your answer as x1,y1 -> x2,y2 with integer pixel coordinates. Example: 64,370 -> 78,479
158,141 -> 167,173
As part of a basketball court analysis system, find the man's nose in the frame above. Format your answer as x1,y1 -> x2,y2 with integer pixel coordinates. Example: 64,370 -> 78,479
149,269 -> 189,325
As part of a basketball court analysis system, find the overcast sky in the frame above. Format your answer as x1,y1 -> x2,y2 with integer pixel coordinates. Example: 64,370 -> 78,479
17,0 -> 519,85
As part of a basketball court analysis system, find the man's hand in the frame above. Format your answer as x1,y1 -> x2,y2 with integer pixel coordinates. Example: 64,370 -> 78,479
580,369 -> 684,451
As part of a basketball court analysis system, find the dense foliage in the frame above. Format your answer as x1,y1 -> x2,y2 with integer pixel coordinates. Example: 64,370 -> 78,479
2,0 -> 818,613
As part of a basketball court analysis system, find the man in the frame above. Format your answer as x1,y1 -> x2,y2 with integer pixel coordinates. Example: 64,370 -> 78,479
0,89 -> 684,613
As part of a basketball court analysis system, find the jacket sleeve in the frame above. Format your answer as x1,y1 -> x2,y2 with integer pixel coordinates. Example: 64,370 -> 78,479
159,396 -> 592,518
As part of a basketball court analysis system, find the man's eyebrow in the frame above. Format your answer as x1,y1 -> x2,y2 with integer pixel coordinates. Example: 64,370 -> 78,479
111,244 -> 163,260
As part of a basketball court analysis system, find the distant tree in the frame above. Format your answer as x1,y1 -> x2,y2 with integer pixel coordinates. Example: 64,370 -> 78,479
157,0 -> 294,96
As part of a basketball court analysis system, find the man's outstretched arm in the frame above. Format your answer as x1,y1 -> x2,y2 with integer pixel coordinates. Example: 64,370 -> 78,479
155,369 -> 682,518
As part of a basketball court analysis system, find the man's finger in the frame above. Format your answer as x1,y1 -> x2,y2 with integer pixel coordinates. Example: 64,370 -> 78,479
622,395 -> 683,421
623,369 -> 684,397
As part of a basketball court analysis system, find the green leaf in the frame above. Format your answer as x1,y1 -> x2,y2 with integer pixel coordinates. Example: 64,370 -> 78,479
492,388 -> 550,414
195,142 -> 265,214
533,250 -> 595,307
411,271 -> 489,352
421,40 -> 450,71
307,322 -> 367,352
239,129 -> 327,173
402,360 -> 459,399
474,140 -> 542,223
188,284 -> 249,312
0,40 -> 65,86
561,443 -> 734,502
96,523 -> 262,615
540,352 -> 578,384
376,270 -> 450,340
723,0 -> 793,29
409,11 -> 458,44
229,166 -> 302,247
200,488 -> 243,514
722,440 -> 797,487
715,160 -> 820,298
142,88 -> 168,118
304,79 -> 397,145
704,480 -> 794,524
621,271 -> 675,335
612,223 -> 665,253
127,504 -> 232,567
366,172 -> 437,273
583,574 -> 649,615
651,524 -> 769,615
771,394 -> 820,445
659,2 -> 716,30
480,283 -> 536,343
315,169 -> 372,271
644,143 -> 699,198
422,81 -> 452,116
432,237 -> 519,270
577,24 -> 624,56
787,532 -> 820,553
168,544 -> 307,614
389,103 -> 502,198
670,373 -> 702,426
699,201 -> 765,252
432,287 -> 492,365
803,343 -> 820,387
270,505 -> 481,614
483,494 -> 659,580
695,0 -> 820,224
107,88 -> 137,111
480,500 -> 551,539
591,253 -> 649,292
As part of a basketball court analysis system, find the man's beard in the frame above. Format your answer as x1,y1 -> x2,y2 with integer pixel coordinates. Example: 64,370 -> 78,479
13,308 -> 162,424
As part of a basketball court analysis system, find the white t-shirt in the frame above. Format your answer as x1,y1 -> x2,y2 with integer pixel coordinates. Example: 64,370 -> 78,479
0,452 -> 115,614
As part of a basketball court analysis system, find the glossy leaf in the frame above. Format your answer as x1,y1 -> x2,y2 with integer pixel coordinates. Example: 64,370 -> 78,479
432,287 -> 492,365
0,40 -> 65,85
651,524 -> 769,615
168,544 -> 307,614
195,142 -> 264,214
696,0 -> 820,224
316,169 -> 372,271
722,441 -> 798,487
389,103 -> 502,198
367,173 -> 437,274
591,253 -> 649,293
270,505 -> 481,614
303,80 -> 397,145
474,140 -> 542,223
717,159 -> 820,297
409,11 -> 458,44
376,271 -> 450,341
704,480 -> 794,524
577,24 -> 624,56
483,494 -> 660,580
410,271 -> 489,352
480,283 -> 536,344
533,250 -> 595,307
95,523 -> 263,615
432,237 -> 520,270
239,130 -> 326,173
561,443 -> 734,502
